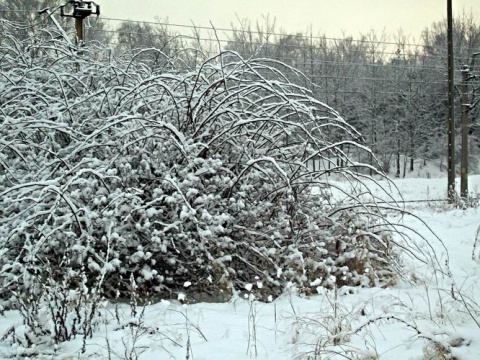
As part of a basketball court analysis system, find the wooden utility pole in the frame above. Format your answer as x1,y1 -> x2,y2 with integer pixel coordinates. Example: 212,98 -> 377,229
60,1 -> 100,48
75,17 -> 84,46
447,0 -> 456,201
460,65 -> 470,198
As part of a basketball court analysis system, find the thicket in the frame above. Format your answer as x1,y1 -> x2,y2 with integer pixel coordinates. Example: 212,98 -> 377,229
0,20 -> 416,319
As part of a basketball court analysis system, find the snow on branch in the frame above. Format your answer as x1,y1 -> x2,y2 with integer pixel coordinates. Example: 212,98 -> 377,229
0,22 -> 443,308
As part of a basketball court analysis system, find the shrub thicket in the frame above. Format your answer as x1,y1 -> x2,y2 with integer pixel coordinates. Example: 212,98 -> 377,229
0,21 -> 398,309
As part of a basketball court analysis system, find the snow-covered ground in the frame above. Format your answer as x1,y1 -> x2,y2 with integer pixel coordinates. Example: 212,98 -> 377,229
1,175 -> 480,360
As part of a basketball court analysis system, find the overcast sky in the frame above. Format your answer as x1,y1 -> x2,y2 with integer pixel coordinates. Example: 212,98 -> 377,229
98,0 -> 480,40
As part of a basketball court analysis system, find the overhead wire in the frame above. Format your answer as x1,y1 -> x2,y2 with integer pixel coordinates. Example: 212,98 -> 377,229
2,9 -> 480,60
99,16 -> 437,49
0,9 -> 39,13
1,9 -> 478,95
83,24 -> 480,63
84,28 -> 476,78
2,9 -> 480,52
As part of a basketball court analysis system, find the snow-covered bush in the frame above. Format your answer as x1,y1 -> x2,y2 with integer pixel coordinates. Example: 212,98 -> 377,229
0,21 -> 397,306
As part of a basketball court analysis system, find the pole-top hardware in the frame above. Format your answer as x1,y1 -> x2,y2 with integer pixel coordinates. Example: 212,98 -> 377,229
60,1 -> 100,19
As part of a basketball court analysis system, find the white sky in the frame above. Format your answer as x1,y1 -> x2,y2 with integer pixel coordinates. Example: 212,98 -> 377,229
97,0 -> 480,40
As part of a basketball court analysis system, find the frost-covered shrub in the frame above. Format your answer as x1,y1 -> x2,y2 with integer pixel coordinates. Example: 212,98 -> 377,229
0,21 -> 397,305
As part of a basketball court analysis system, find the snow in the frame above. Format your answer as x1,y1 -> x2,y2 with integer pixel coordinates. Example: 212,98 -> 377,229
2,175 -> 480,359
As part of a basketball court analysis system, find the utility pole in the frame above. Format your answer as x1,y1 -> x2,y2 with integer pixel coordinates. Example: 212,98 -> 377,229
447,0 -> 456,201
459,53 -> 480,199
60,1 -> 100,48
460,65 -> 470,198
75,15 -> 84,47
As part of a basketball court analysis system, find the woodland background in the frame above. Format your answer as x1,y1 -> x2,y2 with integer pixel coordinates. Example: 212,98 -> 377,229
3,0 -> 480,177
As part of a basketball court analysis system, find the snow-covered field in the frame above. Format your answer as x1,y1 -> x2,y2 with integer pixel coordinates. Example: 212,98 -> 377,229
1,175 -> 480,360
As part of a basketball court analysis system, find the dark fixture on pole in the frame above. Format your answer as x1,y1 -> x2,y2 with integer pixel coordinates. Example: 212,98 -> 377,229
60,1 -> 100,19
60,1 -> 100,47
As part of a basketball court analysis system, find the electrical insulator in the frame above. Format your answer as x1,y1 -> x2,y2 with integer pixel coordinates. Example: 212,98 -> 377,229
60,1 -> 100,19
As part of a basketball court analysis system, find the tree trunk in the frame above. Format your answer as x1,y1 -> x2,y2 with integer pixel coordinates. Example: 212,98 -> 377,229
396,139 -> 401,177
409,139 -> 414,172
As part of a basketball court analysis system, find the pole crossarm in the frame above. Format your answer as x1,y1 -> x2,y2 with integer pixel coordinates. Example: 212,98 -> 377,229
60,0 -> 100,19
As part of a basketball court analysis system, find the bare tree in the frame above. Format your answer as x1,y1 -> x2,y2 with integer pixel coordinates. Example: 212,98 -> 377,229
115,18 -> 181,67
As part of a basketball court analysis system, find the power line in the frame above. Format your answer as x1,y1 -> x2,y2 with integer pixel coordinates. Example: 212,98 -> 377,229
0,10 -> 39,13
2,13 -> 479,88
2,9 -> 480,55
99,17 -> 433,50
83,23 -> 480,62
3,11 -> 480,61
84,30 -> 479,67
99,17 -> 480,56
